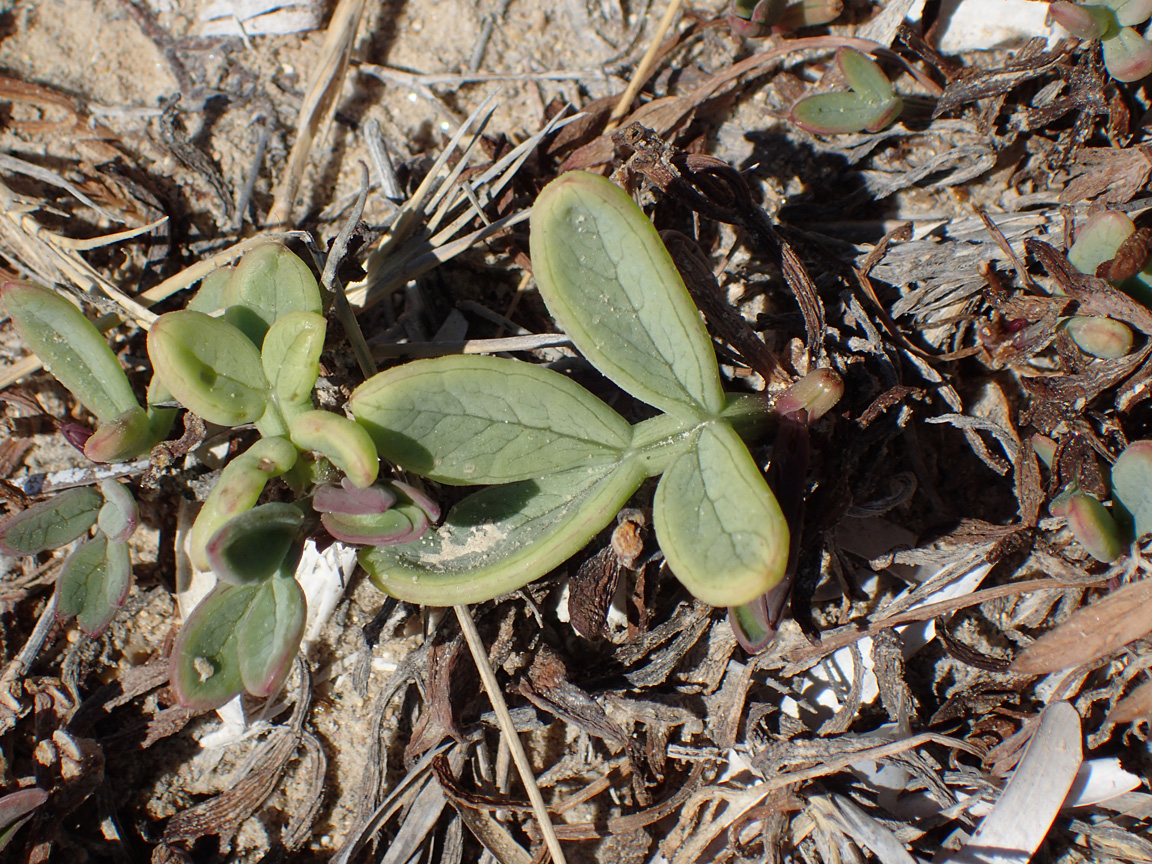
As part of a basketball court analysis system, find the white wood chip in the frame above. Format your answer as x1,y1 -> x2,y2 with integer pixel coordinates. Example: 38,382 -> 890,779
941,701 -> 1082,864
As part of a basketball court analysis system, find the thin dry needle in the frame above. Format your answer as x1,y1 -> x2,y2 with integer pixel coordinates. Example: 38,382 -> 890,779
453,604 -> 567,864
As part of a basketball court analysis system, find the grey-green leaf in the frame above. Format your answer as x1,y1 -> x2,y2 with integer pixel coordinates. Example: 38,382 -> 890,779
205,502 -> 303,585
222,243 -> 322,347
0,487 -> 102,555
1112,440 -> 1152,537
170,583 -> 256,710
237,574 -> 306,697
351,354 -> 632,484
97,479 -> 137,543
361,462 -> 645,605
2,281 -> 140,422
261,310 -> 325,419
653,422 -> 788,607
791,92 -> 901,134
56,533 -> 132,636
837,47 -> 893,103
530,171 -> 724,420
147,310 -> 269,426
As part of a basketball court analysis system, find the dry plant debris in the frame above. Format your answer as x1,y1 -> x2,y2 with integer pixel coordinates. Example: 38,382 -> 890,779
0,0 -> 1152,862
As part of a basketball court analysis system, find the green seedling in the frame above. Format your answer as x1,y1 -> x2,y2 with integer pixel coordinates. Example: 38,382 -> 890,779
1036,437 -> 1152,561
1065,491 -> 1126,562
727,0 -> 843,38
729,368 -> 843,653
1058,210 -> 1152,357
351,171 -> 789,609
141,242 -> 435,709
0,480 -> 137,636
1050,0 -> 1152,82
1062,315 -> 1134,358
1112,440 -> 1152,537
790,47 -> 903,135
0,241 -> 435,709
0,282 -> 171,462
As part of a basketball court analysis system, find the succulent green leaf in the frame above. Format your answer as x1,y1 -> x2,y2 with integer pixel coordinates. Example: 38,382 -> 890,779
1050,1 -> 1119,38
776,0 -> 843,27
653,422 -> 788,607
84,405 -> 155,463
96,479 -> 137,543
790,92 -> 901,134
205,502 -> 303,585
2,281 -> 140,423
170,583 -> 256,710
729,600 -> 775,653
351,354 -> 632,484
0,487 -> 102,555
530,172 -> 724,420
1102,0 -> 1152,27
56,533 -> 132,636
1065,492 -> 1127,562
1069,210 -> 1135,277
321,504 -> 430,545
0,788 -> 48,852
1111,440 -> 1152,537
314,479 -> 433,545
147,310 -> 269,426
837,48 -> 893,103
1032,433 -> 1058,468
361,462 -> 645,605
237,574 -> 306,697
289,409 -> 379,489
774,368 -> 844,420
189,436 -> 298,572
187,264 -> 233,314
1103,26 -> 1152,82
223,244 -> 322,347
1063,315 -> 1134,358
261,310 -> 325,419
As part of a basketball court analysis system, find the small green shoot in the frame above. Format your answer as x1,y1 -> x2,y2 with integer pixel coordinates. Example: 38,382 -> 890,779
727,0 -> 843,37
351,171 -> 789,609
0,481 -> 137,637
1,282 -> 168,462
790,48 -> 903,135
1050,0 -> 1152,81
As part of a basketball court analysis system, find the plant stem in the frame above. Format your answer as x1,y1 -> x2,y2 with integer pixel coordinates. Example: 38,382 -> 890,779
453,604 -> 567,864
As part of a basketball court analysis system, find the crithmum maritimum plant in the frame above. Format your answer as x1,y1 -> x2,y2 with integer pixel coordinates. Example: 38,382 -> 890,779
351,171 -> 791,609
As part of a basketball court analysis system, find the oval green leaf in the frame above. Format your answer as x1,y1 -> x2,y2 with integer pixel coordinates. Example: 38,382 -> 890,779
56,533 -> 132,637
837,47 -> 893,103
1103,26 -> 1152,82
0,487 -> 102,555
530,172 -> 724,420
237,574 -> 306,697
1112,440 -> 1152,538
170,583 -> 257,710
289,409 -> 379,489
653,422 -> 788,607
2,281 -> 139,423
351,354 -> 632,484
223,243 -> 322,347
205,502 -> 303,585
96,479 -> 137,543
261,310 -> 325,419
361,462 -> 645,605
791,92 -> 895,135
147,310 -> 269,426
